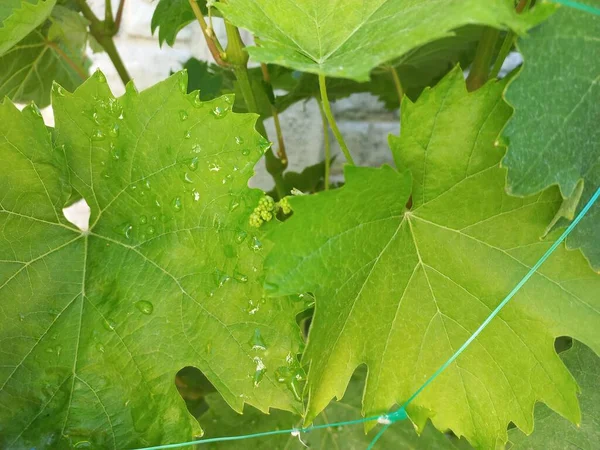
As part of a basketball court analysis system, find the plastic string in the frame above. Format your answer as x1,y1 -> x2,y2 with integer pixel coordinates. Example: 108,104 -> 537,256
553,0 -> 600,15
137,185 -> 600,450
134,2 -> 599,448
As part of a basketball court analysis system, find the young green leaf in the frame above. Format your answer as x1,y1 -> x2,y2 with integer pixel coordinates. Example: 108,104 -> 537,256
217,0 -> 554,81
264,68 -> 600,448
0,0 -> 56,55
503,3 -> 600,271
151,0 -> 212,47
0,71 -> 304,448
509,342 -> 600,449
201,368 -> 470,449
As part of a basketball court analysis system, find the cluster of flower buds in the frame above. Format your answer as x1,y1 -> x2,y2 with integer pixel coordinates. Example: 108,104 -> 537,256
249,195 -> 293,227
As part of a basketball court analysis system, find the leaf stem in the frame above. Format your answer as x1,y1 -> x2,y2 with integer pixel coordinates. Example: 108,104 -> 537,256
105,0 -> 114,26
465,27 -> 500,91
188,0 -> 229,67
261,63 -> 288,165
318,74 -> 354,165
317,98 -> 331,190
489,0 -> 530,79
389,66 -> 404,107
115,0 -> 126,30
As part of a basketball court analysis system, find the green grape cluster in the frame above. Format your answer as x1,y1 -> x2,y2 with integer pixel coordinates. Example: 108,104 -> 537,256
249,195 -> 276,227
249,195 -> 294,228
279,197 -> 292,215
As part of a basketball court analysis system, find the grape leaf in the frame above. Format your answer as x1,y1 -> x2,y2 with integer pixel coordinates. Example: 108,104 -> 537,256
47,4 -> 89,51
264,67 -> 600,448
509,342 -> 600,449
0,71 -> 304,448
0,0 -> 56,55
276,25 -> 483,111
502,2 -> 600,271
0,23 -> 89,107
216,0 -> 554,81
200,368 -> 470,449
151,0 -> 212,47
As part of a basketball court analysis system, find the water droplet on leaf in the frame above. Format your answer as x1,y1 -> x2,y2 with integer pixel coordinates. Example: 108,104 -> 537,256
179,110 -> 189,121
188,157 -> 199,171
249,328 -> 267,350
135,300 -> 154,315
91,129 -> 105,141
234,271 -> 248,283
171,197 -> 182,212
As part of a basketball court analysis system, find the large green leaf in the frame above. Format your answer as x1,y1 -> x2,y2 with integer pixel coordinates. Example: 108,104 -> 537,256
502,2 -> 600,271
200,368 -> 470,449
0,22 -> 89,108
276,25 -> 483,111
217,0 -> 553,81
0,0 -> 56,55
264,68 -> 600,448
0,71 -> 304,448
509,342 -> 600,448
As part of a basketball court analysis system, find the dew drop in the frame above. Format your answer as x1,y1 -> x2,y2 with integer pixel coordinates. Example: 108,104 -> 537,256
96,342 -> 105,353
192,144 -> 202,154
241,148 -> 250,156
246,299 -> 260,315
102,319 -> 116,331
45,347 -> 54,353
192,189 -> 200,202
116,222 -> 133,239
235,229 -> 247,243
179,73 -> 187,93
234,271 -> 248,283
95,71 -> 107,83
253,357 -> 266,387
179,110 -> 189,121
140,215 -> 148,224
19,313 -> 25,321
183,172 -> 194,184
229,197 -> 240,212
91,129 -> 106,141
74,440 -> 92,449
193,95 -> 203,108
211,105 -> 229,119
53,83 -> 66,97
110,146 -> 122,161
214,269 -> 230,287
147,225 -> 155,235
144,179 -> 152,190
108,123 -> 119,138
235,136 -> 244,145
258,136 -> 271,153
188,157 -> 199,171
184,130 -> 191,139
135,300 -> 154,315
249,236 -> 262,251
208,163 -> 220,172
171,197 -> 182,212
221,174 -> 233,184
249,328 -> 267,350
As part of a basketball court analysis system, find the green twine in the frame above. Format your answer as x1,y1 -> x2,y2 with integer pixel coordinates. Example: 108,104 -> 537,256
553,0 -> 600,15
132,1 -> 599,447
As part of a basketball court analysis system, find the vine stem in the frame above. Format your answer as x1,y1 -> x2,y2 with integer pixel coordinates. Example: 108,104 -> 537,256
74,0 -> 131,86
389,66 -> 404,107
115,0 -> 126,30
188,0 -> 229,67
465,27 -> 500,91
224,22 -> 287,198
317,98 -> 331,190
261,63 -> 288,165
489,0 -> 531,79
318,74 -> 354,165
